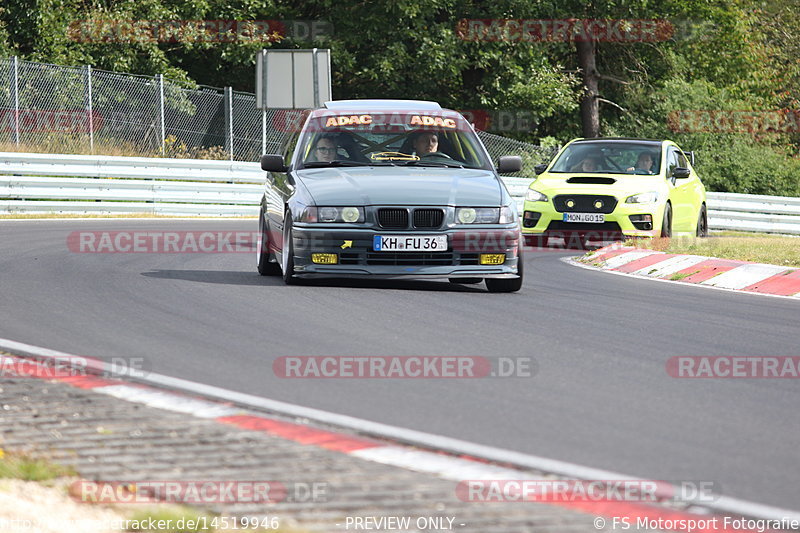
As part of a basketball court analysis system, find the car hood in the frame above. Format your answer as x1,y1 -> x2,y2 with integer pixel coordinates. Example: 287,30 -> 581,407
295,167 -> 503,206
532,172 -> 665,196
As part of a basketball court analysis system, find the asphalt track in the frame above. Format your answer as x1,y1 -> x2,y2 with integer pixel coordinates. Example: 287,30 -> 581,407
1,219 -> 798,511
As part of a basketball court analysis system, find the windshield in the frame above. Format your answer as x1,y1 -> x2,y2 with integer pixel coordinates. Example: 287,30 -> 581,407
549,142 -> 663,175
295,111 -> 492,170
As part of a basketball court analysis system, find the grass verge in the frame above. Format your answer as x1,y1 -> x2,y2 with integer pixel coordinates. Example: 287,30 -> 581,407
0,449 -> 75,481
623,234 -> 800,268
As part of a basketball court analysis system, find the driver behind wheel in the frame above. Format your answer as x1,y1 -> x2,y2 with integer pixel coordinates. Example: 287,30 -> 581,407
414,131 -> 439,156
627,151 -> 656,173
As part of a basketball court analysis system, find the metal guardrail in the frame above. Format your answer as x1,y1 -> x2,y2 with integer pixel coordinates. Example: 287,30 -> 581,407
0,152 -> 264,216
2,152 -> 799,232
0,152 -> 264,183
707,192 -> 800,235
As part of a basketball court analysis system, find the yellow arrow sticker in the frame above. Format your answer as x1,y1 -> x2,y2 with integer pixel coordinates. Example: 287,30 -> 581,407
341,240 -> 353,249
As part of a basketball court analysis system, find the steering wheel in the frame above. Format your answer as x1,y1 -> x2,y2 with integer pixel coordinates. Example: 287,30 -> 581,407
420,151 -> 452,159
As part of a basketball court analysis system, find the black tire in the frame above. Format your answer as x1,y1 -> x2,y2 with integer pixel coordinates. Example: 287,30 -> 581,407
281,212 -> 299,285
485,250 -> 524,293
449,278 -> 483,284
696,204 -> 708,237
257,207 -> 282,276
660,202 -> 673,238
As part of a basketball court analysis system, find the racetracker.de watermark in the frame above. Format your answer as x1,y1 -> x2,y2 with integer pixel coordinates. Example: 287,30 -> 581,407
71,480 -> 330,504
456,18 -> 673,42
668,110 -> 800,133
67,231 -> 258,253
271,108 -> 539,133
456,479 -> 719,503
0,354 -> 149,380
67,19 -> 333,43
273,356 -> 536,378
667,356 -> 800,378
0,109 -> 103,133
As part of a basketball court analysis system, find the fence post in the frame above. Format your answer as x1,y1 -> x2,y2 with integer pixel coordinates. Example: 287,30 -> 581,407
157,74 -> 165,156
262,109 -> 267,156
224,87 -> 234,161
11,56 -> 19,147
86,65 -> 94,154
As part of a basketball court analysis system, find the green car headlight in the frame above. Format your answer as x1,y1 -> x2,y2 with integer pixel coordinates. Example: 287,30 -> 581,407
625,191 -> 659,204
456,207 -> 499,224
525,189 -> 548,202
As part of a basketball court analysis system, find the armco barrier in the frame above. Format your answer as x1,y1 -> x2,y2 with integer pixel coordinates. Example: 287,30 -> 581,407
0,152 -> 264,216
1,152 -> 799,232
706,192 -> 800,235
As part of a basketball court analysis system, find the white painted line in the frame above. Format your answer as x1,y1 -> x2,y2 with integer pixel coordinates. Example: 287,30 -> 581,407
567,257 -> 800,302
1,336 -> 798,522
353,446 -> 543,481
632,255 -> 708,278
701,264 -> 789,289
602,250 -> 661,270
98,384 -> 241,419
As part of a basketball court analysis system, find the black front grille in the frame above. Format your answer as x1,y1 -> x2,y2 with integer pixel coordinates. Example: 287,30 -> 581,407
366,253 -> 454,266
378,208 -> 409,228
459,253 -> 480,265
339,252 -> 360,265
413,208 -> 444,228
553,195 -> 618,214
546,221 -> 623,232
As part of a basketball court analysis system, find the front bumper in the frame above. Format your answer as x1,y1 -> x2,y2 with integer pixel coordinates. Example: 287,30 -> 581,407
521,200 -> 663,240
289,225 -> 521,279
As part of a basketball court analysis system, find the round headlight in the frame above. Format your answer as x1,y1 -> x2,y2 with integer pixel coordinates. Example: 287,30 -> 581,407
457,208 -> 477,224
341,207 -> 360,223
318,207 -> 339,222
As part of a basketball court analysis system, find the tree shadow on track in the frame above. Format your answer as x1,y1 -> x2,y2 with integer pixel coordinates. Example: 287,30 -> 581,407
141,269 -> 487,292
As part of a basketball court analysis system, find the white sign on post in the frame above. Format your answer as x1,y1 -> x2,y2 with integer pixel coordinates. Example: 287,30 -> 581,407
256,49 -> 331,109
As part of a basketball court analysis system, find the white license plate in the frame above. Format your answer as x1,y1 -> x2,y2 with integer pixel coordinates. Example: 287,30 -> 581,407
373,234 -> 448,252
563,213 -> 605,223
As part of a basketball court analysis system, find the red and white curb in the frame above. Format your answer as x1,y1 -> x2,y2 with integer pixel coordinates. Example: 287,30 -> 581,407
578,245 -> 800,298
2,338 -> 799,532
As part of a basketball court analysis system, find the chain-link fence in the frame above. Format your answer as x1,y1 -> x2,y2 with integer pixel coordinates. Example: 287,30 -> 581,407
0,56 -> 557,165
476,130 -> 558,176
0,57 -> 289,161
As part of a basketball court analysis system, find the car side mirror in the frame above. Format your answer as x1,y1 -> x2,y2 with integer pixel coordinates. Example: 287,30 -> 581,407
261,154 -> 287,173
534,164 -> 547,175
497,155 -> 522,173
672,167 -> 691,179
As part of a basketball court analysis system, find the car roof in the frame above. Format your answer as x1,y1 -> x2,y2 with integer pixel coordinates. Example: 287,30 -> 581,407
323,99 -> 442,111
572,138 -> 663,146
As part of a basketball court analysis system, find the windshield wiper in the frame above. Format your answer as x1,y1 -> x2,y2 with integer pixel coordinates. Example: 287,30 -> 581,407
402,161 -> 466,168
303,160 -> 370,167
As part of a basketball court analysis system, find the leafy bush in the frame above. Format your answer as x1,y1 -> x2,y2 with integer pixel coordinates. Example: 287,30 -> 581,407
610,79 -> 800,196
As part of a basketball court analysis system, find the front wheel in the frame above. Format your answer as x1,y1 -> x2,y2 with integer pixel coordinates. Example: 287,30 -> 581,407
281,212 -> 300,285
257,207 -> 281,276
485,252 -> 524,293
660,203 -> 673,238
696,204 -> 708,237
